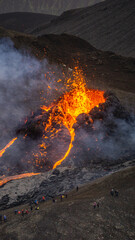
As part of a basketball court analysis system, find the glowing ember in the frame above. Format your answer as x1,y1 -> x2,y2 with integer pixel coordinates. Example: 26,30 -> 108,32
41,67 -> 105,168
0,172 -> 40,187
0,137 -> 17,158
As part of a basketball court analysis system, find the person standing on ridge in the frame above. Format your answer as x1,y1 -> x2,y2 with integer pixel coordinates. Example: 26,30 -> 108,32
42,196 -> 45,202
93,202 -> 97,209
110,189 -> 114,196
4,215 -> 7,222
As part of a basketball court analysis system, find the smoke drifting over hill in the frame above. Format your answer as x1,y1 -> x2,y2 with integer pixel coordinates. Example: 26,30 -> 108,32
0,38 -> 62,145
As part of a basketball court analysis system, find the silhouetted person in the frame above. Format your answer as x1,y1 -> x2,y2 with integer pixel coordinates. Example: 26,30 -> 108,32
97,202 -> 99,208
115,190 -> 119,197
110,189 -> 114,196
14,210 -> 18,215
30,205 -> 33,211
93,202 -> 97,209
76,186 -> 79,192
52,198 -> 55,203
22,209 -> 24,216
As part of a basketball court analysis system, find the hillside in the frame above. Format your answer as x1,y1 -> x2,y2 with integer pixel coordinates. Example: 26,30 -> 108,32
0,166 -> 134,240
0,26 -> 135,111
31,0 -> 135,58
0,12 -> 56,33
0,0 -> 105,15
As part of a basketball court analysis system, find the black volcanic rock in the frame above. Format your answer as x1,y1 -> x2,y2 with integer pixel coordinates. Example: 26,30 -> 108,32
0,163 -> 134,210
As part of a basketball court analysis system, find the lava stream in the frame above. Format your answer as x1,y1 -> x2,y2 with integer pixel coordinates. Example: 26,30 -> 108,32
0,172 -> 40,187
0,137 -> 17,158
53,129 -> 75,169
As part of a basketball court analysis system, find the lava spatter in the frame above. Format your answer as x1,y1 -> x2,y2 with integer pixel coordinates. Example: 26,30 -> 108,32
0,67 -> 105,176
41,67 -> 105,168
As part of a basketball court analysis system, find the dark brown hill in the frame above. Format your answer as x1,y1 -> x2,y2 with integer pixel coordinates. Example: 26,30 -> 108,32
31,0 -> 135,58
0,12 -> 56,33
0,26 -> 135,111
0,0 -> 104,15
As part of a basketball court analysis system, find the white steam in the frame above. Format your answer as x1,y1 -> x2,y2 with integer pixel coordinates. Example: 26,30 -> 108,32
0,38 -> 63,146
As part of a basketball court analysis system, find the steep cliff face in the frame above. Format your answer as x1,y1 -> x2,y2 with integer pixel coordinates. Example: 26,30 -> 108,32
0,0 -> 104,15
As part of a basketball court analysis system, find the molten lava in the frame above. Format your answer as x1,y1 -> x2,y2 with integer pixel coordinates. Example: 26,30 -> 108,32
0,67 -> 105,187
0,137 -> 17,158
0,172 -> 40,187
41,67 -> 105,168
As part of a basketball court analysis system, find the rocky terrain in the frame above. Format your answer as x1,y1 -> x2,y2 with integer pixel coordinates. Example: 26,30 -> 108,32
0,0 -> 104,15
31,0 -> 135,58
0,158 -> 134,210
0,165 -> 134,240
0,12 -> 56,33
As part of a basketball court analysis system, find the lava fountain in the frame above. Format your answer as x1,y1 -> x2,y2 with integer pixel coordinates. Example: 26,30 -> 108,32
41,67 -> 105,168
0,66 -> 105,186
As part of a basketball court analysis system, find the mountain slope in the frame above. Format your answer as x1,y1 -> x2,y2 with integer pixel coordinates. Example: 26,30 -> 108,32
0,26 -> 135,114
0,166 -> 134,240
0,12 -> 56,33
31,0 -> 135,58
0,0 -> 105,15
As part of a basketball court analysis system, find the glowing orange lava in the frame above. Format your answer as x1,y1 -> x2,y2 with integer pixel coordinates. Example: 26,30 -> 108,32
0,67 -> 105,186
0,172 -> 40,187
41,67 -> 105,168
0,137 -> 17,158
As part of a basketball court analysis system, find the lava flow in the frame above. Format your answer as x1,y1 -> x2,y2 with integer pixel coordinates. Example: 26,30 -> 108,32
0,172 -> 40,187
0,137 -> 17,158
41,67 -> 105,168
